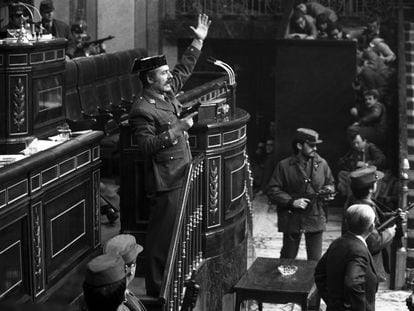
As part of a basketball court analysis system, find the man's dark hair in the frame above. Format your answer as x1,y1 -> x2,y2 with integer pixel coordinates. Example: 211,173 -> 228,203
349,131 -> 367,142
363,89 -> 379,99
351,183 -> 374,199
83,278 -> 126,311
316,13 -> 329,28
291,9 -> 305,23
291,137 -> 306,154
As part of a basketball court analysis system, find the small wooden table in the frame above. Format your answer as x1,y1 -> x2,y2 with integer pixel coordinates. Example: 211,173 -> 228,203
234,257 -> 319,311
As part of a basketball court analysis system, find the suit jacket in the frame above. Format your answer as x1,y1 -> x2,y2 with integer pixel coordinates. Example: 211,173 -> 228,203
266,153 -> 335,233
315,232 -> 379,311
338,142 -> 386,171
129,44 -> 201,192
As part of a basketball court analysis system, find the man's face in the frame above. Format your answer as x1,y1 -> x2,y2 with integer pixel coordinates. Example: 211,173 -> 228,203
364,95 -> 377,107
148,65 -> 173,94
10,15 -> 24,28
41,11 -> 54,23
330,29 -> 343,40
299,142 -> 317,159
352,134 -> 366,152
297,4 -> 307,14
265,139 -> 274,154
295,17 -> 306,29
368,21 -> 379,35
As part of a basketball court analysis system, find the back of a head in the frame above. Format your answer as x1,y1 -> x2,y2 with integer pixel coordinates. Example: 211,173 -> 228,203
346,204 -> 375,235
83,254 -> 127,311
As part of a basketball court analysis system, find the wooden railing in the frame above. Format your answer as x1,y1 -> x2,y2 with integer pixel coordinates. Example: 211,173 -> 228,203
161,0 -> 397,20
160,156 -> 205,311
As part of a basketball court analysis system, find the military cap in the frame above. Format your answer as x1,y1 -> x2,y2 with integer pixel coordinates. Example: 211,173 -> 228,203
350,165 -> 384,189
104,234 -> 143,265
9,3 -> 24,16
84,254 -> 126,287
294,128 -> 323,144
39,0 -> 55,14
131,55 -> 167,73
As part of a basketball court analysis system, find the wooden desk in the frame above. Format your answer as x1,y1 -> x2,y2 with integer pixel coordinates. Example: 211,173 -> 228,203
234,257 -> 319,311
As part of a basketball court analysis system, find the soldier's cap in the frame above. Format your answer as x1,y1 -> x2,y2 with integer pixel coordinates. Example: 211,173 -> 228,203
131,55 -> 167,73
40,0 -> 55,14
84,253 -> 126,287
350,165 -> 384,189
294,128 -> 323,145
71,22 -> 87,34
9,3 -> 24,16
104,234 -> 143,265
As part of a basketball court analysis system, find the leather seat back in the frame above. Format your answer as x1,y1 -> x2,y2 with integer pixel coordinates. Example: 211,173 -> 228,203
64,60 -> 83,120
74,56 -> 99,115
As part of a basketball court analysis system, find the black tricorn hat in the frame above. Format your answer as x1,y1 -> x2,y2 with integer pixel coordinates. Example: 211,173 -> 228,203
9,3 -> 24,16
131,55 -> 167,73
39,0 -> 55,13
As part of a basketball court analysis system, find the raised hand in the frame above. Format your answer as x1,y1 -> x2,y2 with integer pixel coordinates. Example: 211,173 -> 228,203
189,13 -> 211,41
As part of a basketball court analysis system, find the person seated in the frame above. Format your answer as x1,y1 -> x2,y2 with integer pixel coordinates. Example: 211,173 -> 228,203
0,3 -> 26,39
105,234 -> 146,311
357,15 -> 396,64
348,89 -> 387,147
83,254 -> 129,311
337,131 -> 386,196
328,22 -> 351,40
288,9 -> 317,39
296,1 -> 338,23
315,13 -> 331,39
38,0 -> 76,58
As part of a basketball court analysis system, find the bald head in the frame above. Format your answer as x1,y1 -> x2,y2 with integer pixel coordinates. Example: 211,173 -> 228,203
346,204 -> 375,236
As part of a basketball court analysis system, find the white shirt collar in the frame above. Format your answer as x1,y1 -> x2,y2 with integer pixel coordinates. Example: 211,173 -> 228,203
352,233 -> 368,247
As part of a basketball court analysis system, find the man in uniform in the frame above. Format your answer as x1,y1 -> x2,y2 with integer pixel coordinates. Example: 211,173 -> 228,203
266,128 -> 335,260
105,234 -> 146,310
128,13 -> 211,296
0,3 -> 25,39
38,0 -> 76,58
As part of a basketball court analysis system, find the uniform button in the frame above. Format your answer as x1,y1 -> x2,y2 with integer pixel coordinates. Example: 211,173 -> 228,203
170,156 -> 174,160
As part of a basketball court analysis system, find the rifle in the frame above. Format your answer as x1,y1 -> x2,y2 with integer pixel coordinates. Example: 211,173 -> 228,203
292,189 -> 337,204
376,202 -> 414,232
180,279 -> 200,311
81,35 -> 115,48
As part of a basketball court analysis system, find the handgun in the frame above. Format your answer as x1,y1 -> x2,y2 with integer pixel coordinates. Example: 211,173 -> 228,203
179,101 -> 201,119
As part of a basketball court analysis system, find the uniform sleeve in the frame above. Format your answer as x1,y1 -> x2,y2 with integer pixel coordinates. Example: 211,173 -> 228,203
314,251 -> 329,303
323,161 -> 335,190
170,45 -> 201,94
366,227 -> 393,255
266,163 -> 294,208
344,255 -> 369,311
129,107 -> 176,156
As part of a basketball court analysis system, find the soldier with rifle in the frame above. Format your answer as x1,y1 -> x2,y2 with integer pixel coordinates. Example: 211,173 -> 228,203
266,128 -> 335,260
70,21 -> 114,58
345,166 -> 407,282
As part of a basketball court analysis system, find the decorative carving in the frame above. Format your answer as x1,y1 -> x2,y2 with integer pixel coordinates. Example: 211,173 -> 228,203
208,159 -> 219,224
11,77 -> 26,132
93,170 -> 100,247
32,202 -> 44,295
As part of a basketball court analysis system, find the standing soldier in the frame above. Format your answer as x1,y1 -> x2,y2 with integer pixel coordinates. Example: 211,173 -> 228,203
266,128 -> 335,260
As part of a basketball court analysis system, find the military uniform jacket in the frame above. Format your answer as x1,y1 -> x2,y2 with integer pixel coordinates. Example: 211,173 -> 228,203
315,233 -> 379,311
129,44 -> 201,192
266,154 -> 335,233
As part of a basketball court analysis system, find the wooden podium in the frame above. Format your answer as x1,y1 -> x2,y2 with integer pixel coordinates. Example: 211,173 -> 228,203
0,39 -> 67,153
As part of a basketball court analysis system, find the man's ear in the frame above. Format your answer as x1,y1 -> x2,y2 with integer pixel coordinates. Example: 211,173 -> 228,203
296,142 -> 303,151
368,223 -> 375,233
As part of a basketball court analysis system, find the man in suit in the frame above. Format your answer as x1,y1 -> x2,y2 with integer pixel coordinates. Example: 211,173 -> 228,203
128,14 -> 211,296
266,128 -> 335,260
315,204 -> 379,311
38,0 -> 76,58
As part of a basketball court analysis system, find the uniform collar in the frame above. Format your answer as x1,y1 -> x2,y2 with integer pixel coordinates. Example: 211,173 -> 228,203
143,88 -> 176,113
